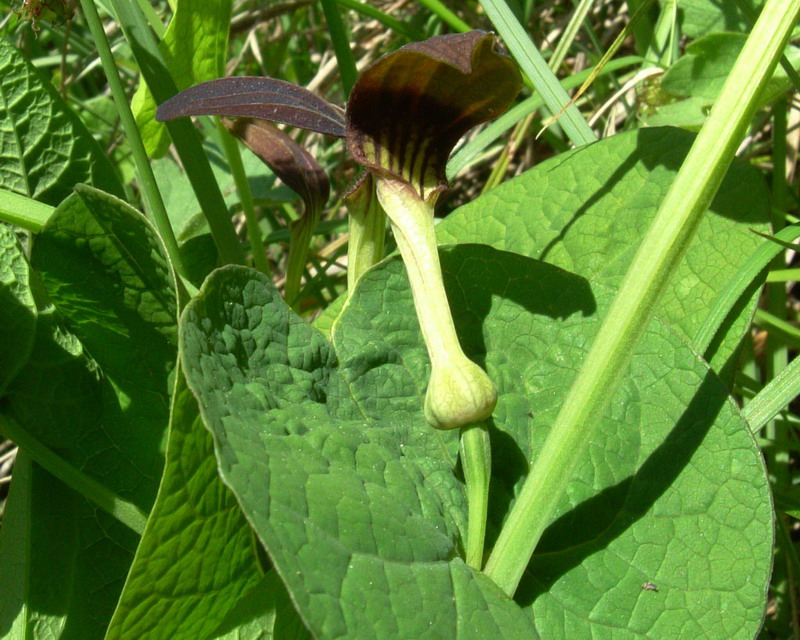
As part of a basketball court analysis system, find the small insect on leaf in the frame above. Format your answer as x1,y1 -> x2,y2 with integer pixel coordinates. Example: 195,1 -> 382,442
641,582 -> 659,592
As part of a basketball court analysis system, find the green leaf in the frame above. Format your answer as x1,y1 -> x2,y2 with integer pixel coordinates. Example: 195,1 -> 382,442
152,139 -> 293,244
0,451 -> 141,640
0,224 -> 35,393
0,186 -> 177,639
180,265 -> 540,639
182,231 -> 771,637
639,95 -> 710,130
678,0 -> 762,38
437,126 -> 770,380
0,37 -> 124,204
661,33 -> 800,107
132,0 -> 233,157
208,571 -> 312,640
0,314 -> 142,640
106,369 -> 261,640
28,186 -> 177,493
178,127 -> 772,638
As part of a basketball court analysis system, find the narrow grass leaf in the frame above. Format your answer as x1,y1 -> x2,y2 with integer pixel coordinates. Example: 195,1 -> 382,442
742,355 -> 800,432
693,223 -> 800,357
479,0 -> 596,147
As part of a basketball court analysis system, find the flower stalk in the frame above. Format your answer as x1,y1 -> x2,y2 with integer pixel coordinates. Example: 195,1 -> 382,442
375,175 -> 496,569
375,177 -> 497,431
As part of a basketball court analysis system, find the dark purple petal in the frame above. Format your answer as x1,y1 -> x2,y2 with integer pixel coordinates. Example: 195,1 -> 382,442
224,118 -> 329,218
346,31 -> 522,200
157,77 -> 346,138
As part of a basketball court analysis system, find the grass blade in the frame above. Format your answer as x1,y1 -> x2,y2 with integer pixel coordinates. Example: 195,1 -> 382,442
479,0 -> 596,147
108,0 -> 245,266
483,0 -> 800,596
320,0 -> 358,96
743,356 -> 800,432
693,223 -> 800,356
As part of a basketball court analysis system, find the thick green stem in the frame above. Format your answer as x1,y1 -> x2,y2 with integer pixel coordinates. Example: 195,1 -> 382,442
0,188 -> 53,231
460,422 -> 491,569
347,205 -> 385,290
345,174 -> 386,293
483,0 -> 800,596
81,0 -> 190,285
285,218 -> 314,310
374,177 -> 496,430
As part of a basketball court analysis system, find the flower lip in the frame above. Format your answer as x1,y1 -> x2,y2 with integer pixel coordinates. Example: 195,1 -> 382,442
156,76 -> 347,138
345,31 -> 522,200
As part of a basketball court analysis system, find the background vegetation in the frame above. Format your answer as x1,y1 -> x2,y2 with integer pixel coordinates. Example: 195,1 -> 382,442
0,0 -> 798,637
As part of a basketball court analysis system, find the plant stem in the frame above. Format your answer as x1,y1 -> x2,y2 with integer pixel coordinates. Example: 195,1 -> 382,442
285,217 -> 314,310
216,119 -> 271,275
0,188 -> 54,232
765,97 -> 790,484
418,0 -> 471,32
80,0 -> 190,284
108,0 -> 245,267
460,422 -> 491,569
743,355 -> 800,433
483,0 -> 800,596
0,414 -> 148,535
345,174 -> 386,293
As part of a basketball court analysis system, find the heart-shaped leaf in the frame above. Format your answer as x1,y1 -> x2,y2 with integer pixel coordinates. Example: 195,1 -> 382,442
182,234 -> 770,638
180,263 -> 543,639
180,122 -> 771,638
0,186 -> 177,639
